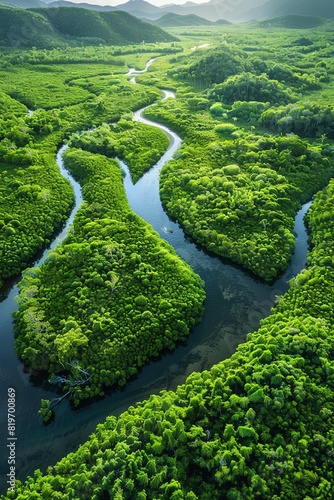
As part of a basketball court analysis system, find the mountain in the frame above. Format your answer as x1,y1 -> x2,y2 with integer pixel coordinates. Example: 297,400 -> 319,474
2,0 -> 333,23
255,15 -> 326,29
159,0 -> 266,22
151,12 -> 232,27
47,1 -> 116,11
0,0 -> 274,23
112,0 -> 162,17
0,0 -> 44,7
0,5 -> 176,47
104,0 -> 264,22
152,13 -> 213,27
242,0 -> 334,20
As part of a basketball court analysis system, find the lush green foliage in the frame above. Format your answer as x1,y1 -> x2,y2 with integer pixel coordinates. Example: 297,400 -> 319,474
261,102 -> 334,139
34,8 -> 177,45
0,91 -> 74,287
0,91 -> 28,117
68,119 -> 169,183
0,49 -> 169,285
0,62 -> 161,110
144,94 -> 334,280
0,155 -> 74,288
208,72 -> 297,105
274,178 -> 334,325
258,15 -> 327,29
169,44 -> 248,86
2,24 -> 334,500
6,179 -> 334,498
141,28 -> 334,280
0,44 -> 183,68
14,148 -> 205,403
0,6 -> 66,49
0,6 -> 176,48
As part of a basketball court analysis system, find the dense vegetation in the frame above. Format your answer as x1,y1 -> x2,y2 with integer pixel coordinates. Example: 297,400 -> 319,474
0,152 -> 74,288
141,27 -> 334,280
5,175 -> 334,498
0,6 -> 176,48
34,8 -> 177,45
13,147 -> 205,405
154,119 -> 333,281
0,85 -> 75,287
0,45 -> 175,286
2,22 -> 334,500
68,120 -> 169,183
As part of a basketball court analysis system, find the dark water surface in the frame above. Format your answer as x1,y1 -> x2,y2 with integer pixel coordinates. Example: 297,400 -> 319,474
0,76 -> 311,491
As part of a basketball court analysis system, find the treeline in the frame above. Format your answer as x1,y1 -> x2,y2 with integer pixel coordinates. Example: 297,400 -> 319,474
0,44 -> 182,68
208,73 -> 297,106
6,173 -> 334,499
13,148 -> 205,406
68,119 -> 169,183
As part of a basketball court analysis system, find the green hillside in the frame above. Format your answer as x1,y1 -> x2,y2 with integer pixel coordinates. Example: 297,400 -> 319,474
0,5 -> 65,48
257,14 -> 327,29
101,10 -> 175,43
241,0 -> 334,21
0,5 -> 176,48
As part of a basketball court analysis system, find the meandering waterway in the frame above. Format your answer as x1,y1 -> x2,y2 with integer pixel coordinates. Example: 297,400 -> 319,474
0,63 -> 312,490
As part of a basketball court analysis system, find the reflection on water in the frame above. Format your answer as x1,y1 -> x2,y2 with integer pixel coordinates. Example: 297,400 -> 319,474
0,82 -> 311,490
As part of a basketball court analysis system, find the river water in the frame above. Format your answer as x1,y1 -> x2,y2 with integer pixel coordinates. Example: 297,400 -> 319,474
0,67 -> 311,491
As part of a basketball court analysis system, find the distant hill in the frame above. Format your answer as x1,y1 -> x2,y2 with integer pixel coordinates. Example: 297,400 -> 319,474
0,5 -> 176,47
0,0 -> 264,21
0,0 -> 44,7
256,15 -> 326,29
3,0 -> 333,23
152,13 -> 213,27
151,12 -> 232,27
47,0 -> 116,11
214,18 -> 232,25
158,0 -> 265,22
242,0 -> 334,20
112,0 -> 163,17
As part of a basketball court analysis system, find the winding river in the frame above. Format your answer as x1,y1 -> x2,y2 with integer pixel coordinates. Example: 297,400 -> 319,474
0,63 -> 311,490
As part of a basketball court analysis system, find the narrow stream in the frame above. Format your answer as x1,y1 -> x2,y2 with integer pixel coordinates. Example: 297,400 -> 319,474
0,64 -> 311,491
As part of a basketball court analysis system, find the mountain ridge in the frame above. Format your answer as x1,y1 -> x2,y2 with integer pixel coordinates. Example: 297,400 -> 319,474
1,0 -> 334,23
0,5 -> 176,47
242,0 -> 334,20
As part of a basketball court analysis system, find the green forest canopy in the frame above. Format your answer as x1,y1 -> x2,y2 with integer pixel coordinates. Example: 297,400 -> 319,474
1,22 -> 334,499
